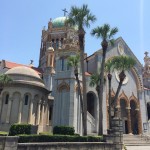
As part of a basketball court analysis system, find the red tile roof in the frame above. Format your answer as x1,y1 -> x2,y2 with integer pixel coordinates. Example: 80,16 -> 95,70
3,60 -> 42,75
85,72 -> 91,76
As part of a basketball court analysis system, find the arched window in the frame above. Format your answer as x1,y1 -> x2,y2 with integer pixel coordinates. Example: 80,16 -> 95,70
60,58 -> 65,71
24,95 -> 29,105
5,94 -> 9,104
147,103 -> 150,120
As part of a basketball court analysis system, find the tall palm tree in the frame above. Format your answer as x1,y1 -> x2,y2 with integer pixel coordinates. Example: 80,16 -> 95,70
105,59 -> 113,130
67,54 -> 85,131
91,24 -> 118,135
111,56 -> 136,117
0,74 -> 12,94
67,4 -> 96,135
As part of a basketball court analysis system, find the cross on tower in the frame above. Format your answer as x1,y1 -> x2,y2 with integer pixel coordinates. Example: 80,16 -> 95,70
62,8 -> 68,16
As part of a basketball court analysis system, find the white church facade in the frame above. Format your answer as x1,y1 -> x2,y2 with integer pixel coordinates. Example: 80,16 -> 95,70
0,16 -> 150,135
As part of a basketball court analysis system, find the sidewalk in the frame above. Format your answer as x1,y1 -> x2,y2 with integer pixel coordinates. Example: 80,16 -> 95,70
126,146 -> 150,150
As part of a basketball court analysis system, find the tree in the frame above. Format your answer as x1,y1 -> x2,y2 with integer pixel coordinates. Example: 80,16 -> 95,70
105,59 -> 113,130
111,56 -> 136,117
0,74 -> 12,94
67,4 -> 96,135
89,73 -> 100,100
67,54 -> 85,131
91,24 -> 118,135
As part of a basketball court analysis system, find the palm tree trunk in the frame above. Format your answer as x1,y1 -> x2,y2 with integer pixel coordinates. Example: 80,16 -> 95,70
75,74 -> 85,134
79,29 -> 87,135
113,81 -> 123,118
98,45 -> 107,135
108,74 -> 112,129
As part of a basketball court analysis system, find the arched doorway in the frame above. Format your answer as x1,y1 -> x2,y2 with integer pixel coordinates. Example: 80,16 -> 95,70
130,100 -> 138,134
120,99 -> 128,134
87,92 -> 96,118
147,103 -> 150,120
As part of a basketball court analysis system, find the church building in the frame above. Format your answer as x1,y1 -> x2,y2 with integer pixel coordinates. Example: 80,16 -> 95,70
0,16 -> 150,135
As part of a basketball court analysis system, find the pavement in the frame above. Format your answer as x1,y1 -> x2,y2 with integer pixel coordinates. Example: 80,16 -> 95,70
126,146 -> 150,150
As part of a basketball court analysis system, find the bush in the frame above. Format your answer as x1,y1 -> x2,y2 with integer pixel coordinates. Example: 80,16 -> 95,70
53,126 -> 75,135
18,134 -> 104,143
0,131 -> 8,136
9,124 -> 32,136
39,132 -> 52,135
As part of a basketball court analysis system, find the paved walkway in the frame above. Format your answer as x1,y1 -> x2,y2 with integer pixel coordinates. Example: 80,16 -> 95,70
126,146 -> 150,150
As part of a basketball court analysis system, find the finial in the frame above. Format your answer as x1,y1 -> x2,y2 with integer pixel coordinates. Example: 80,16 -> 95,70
62,8 -> 68,16
30,60 -> 33,64
144,51 -> 149,57
50,18 -> 52,22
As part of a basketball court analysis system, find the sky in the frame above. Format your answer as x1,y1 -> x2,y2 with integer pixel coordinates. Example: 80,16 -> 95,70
0,0 -> 150,67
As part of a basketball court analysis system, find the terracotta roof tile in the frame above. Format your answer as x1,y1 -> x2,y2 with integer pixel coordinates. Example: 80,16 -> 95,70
85,72 -> 91,76
4,60 -> 42,75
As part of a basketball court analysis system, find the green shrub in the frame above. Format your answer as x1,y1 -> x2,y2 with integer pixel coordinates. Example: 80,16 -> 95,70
9,124 -> 32,136
0,131 -> 8,136
18,134 -> 104,143
39,132 -> 52,135
53,126 -> 75,135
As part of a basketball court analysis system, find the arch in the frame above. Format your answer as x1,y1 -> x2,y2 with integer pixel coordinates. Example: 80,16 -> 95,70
57,81 -> 70,92
87,91 -> 97,118
131,67 -> 143,91
117,91 -> 129,107
129,93 -> 139,109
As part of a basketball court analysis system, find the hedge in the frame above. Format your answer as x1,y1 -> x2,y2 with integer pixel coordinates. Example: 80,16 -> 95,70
53,126 -> 75,135
9,124 -> 31,136
0,131 -> 8,136
18,135 -> 104,143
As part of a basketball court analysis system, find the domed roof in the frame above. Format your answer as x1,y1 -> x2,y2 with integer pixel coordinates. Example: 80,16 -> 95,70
5,66 -> 40,79
52,17 -> 67,28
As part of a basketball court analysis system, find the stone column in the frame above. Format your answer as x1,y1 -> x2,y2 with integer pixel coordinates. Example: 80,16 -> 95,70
36,100 -> 41,125
6,97 -> 13,123
39,101 -> 45,125
18,98 -> 23,123
28,99 -> 33,124
126,107 -> 132,134
46,102 -> 50,125
136,109 -> 142,134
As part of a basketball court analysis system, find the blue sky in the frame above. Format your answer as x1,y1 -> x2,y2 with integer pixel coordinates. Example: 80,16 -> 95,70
0,0 -> 150,67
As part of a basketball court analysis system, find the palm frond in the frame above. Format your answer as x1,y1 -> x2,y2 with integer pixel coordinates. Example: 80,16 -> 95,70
109,27 -> 118,39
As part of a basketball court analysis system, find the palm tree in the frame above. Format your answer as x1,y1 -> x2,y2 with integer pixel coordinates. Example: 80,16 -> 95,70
0,74 -> 12,94
91,24 -> 118,135
105,59 -> 113,131
67,4 -> 96,135
111,56 -> 136,117
67,54 -> 85,131
89,73 -> 100,99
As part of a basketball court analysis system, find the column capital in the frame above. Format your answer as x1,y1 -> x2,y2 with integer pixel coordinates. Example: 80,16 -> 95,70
126,107 -> 131,110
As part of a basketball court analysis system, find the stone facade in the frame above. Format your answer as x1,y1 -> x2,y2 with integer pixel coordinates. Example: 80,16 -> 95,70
0,16 -> 150,135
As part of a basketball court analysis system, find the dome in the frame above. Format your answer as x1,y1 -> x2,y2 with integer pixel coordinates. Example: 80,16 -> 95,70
52,17 -> 67,28
5,66 -> 45,88
47,46 -> 54,51
5,66 -> 40,79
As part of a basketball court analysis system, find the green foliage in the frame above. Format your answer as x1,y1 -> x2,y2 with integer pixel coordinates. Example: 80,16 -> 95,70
9,124 -> 32,136
66,4 -> 96,29
53,126 -> 75,135
39,132 -> 52,135
67,54 -> 80,68
18,134 -> 104,143
91,24 -> 118,43
0,74 -> 12,85
111,56 -> 136,72
0,131 -> 8,136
